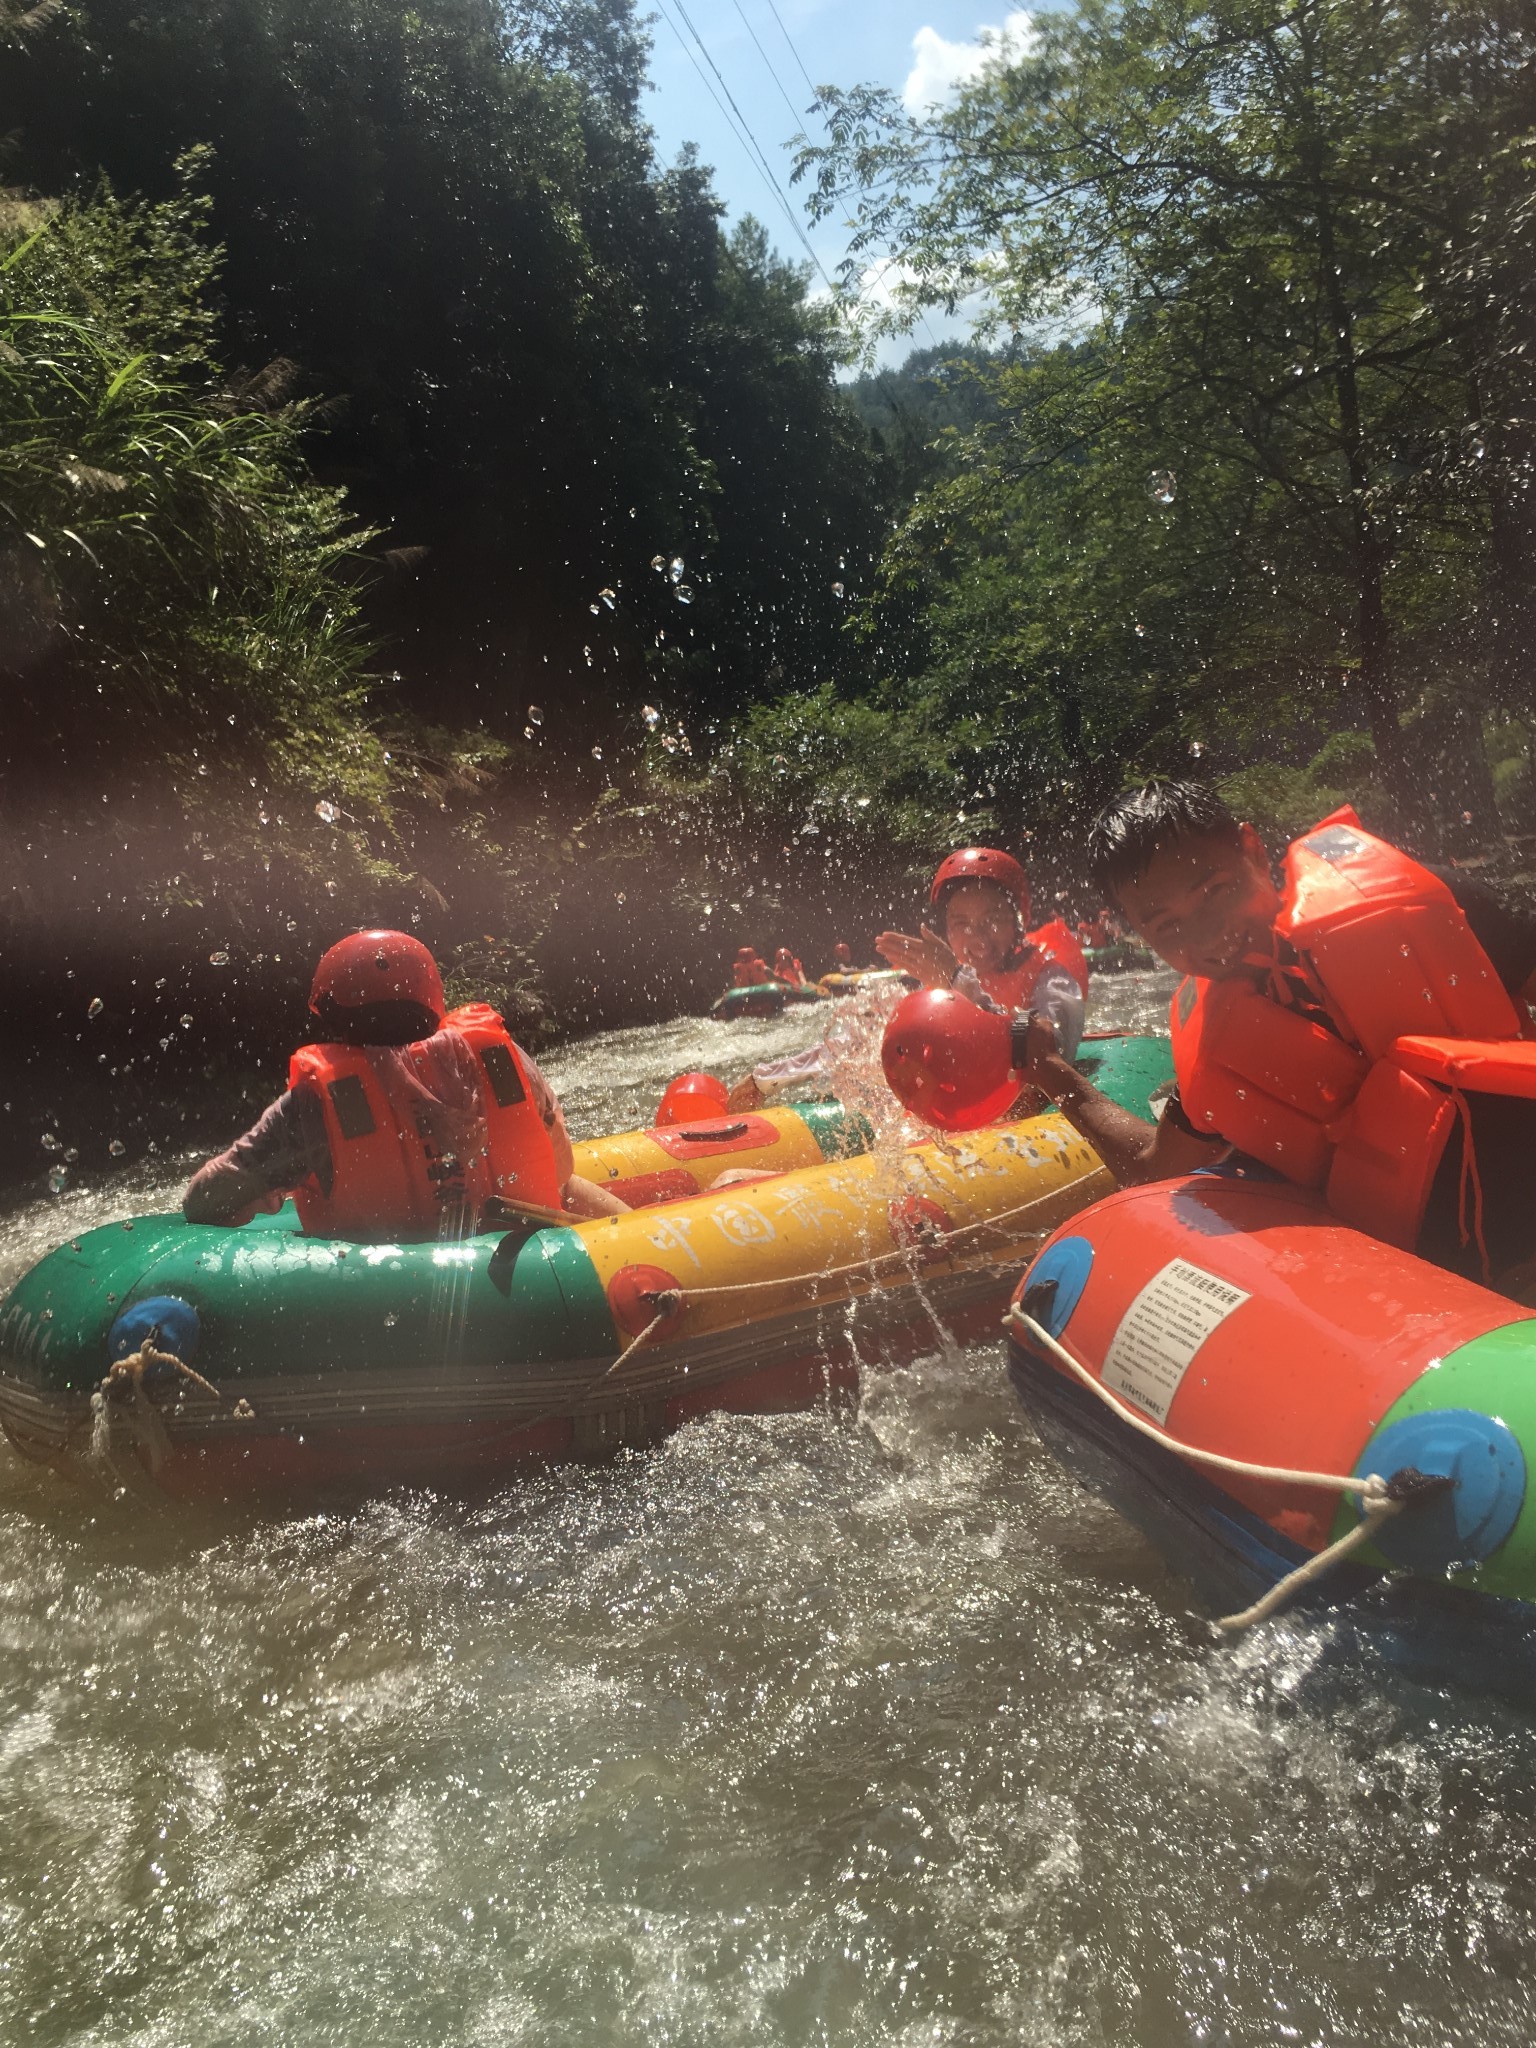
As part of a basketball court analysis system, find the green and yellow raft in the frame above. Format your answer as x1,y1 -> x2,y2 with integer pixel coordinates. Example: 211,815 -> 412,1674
0,1034 -> 1172,1498
710,981 -> 827,1021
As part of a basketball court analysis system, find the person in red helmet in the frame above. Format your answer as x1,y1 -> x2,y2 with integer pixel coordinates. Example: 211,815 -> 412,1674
731,946 -> 770,988
772,946 -> 808,987
183,929 -> 627,1234
876,848 -> 1088,1058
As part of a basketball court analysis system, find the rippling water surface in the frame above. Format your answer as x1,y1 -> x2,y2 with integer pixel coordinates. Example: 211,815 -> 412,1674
3,973 -> 1535,2046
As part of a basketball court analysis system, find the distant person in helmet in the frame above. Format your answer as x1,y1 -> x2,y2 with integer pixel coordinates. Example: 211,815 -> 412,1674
876,848 -> 1088,1058
831,940 -> 855,971
183,930 -> 627,1234
731,946 -> 770,987
772,947 -> 809,987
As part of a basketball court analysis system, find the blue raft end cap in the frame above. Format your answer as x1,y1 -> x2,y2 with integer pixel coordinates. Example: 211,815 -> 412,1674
1017,1235 -> 1095,1339
1355,1408 -> 1527,1573
108,1295 -> 202,1364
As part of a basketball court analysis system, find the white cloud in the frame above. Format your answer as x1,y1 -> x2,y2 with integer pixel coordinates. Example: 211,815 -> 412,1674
903,11 -> 1035,113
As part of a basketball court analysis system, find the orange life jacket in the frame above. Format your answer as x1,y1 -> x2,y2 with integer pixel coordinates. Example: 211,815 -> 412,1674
288,1002 -> 562,1239
976,919 -> 1090,1013
1170,808 -> 1524,1246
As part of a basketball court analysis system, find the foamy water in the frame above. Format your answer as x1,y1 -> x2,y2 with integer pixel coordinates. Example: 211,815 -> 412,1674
3,973 -> 1534,2046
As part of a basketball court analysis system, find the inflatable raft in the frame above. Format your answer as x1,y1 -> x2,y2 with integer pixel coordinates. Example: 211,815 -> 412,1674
816,968 -> 917,997
711,981 -> 827,1021
1006,1169 -> 1536,1695
0,1036 -> 1172,1498
1083,939 -> 1156,974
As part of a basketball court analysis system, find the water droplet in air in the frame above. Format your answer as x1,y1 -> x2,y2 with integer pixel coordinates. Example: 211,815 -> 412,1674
315,800 -> 339,824
831,582 -> 845,598
325,879 -> 337,895
107,1140 -> 126,1160
675,586 -> 693,603
87,997 -> 104,1019
650,554 -> 667,572
1188,739 -> 1205,758
591,746 -> 603,761
616,892 -> 627,905
40,1133 -> 60,1152
209,950 -> 230,966
196,763 -> 209,777
589,602 -> 601,614
384,1311 -> 398,1329
180,1013 -> 194,1028
642,704 -> 661,730
598,588 -> 616,609
855,795 -> 871,807
668,556 -> 685,582
1149,469 -> 1177,504
527,705 -> 544,726
523,726 -> 535,740
1134,622 -> 1146,636
47,1165 -> 68,1195
661,734 -> 678,752
63,1147 -> 78,1162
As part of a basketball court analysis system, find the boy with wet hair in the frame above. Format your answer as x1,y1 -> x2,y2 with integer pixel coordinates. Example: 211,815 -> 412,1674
1019,781 -> 1536,1283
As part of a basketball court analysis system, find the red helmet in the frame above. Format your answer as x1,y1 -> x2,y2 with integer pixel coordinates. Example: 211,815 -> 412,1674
309,930 -> 445,1023
655,1071 -> 731,1127
929,847 -> 1030,920
881,989 -> 1020,1132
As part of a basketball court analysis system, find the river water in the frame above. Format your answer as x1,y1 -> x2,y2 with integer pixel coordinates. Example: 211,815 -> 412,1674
2,974 -> 1535,2046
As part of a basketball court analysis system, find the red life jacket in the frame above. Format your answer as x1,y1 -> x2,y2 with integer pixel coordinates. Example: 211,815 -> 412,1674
288,1002 -> 562,1239
975,919 -> 1090,1013
1170,808 -> 1524,1246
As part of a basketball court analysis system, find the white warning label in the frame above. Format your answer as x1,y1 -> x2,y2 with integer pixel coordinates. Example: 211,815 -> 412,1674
1102,1258 -> 1250,1423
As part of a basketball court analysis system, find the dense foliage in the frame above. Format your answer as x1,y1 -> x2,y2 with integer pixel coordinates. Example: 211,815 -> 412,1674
757,0 -> 1536,846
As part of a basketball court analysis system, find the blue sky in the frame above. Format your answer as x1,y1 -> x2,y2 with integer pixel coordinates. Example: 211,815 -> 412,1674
642,0 -> 1032,363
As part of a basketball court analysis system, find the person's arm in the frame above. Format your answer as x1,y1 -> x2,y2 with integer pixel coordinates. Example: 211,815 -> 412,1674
1020,1017 -> 1226,1185
1026,966 -> 1086,1063
183,1089 -> 328,1225
520,1048 -> 630,1216
875,925 -> 957,987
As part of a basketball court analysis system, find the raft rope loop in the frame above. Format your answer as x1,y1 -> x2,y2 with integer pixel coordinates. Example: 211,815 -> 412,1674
596,1179 -> 1081,1383
1005,1306 -> 1452,1633
90,1329 -> 249,1480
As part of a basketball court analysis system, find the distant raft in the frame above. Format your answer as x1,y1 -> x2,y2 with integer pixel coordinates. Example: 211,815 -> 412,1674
0,1033 -> 1172,1500
711,981 -> 828,1021
1083,939 -> 1156,974
816,968 -> 917,997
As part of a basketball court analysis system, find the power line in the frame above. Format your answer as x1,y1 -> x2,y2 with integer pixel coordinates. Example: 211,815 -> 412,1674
652,0 -> 823,274
729,0 -> 806,134
663,0 -> 838,293
759,0 -> 818,100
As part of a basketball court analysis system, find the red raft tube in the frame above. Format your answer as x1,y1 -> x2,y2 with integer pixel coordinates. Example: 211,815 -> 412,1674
1005,1166 -> 1536,1697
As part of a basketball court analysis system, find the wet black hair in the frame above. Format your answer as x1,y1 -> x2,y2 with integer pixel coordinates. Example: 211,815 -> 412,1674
1087,781 -> 1245,905
311,994 -> 442,1046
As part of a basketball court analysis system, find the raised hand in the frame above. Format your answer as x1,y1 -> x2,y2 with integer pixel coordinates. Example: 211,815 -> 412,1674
875,924 -> 957,988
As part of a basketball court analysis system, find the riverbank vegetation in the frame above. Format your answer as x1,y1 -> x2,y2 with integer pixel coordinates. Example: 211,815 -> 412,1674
0,0 -> 1533,1179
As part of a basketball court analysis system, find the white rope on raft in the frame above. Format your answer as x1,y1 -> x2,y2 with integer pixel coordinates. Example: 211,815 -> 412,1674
1004,1306 -> 1416,1633
597,1177 -> 1087,1382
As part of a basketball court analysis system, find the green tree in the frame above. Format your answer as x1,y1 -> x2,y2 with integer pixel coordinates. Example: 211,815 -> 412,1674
800,0 -> 1536,808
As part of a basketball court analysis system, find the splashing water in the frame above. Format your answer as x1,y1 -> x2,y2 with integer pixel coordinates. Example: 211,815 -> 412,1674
2,972 -> 1535,2045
